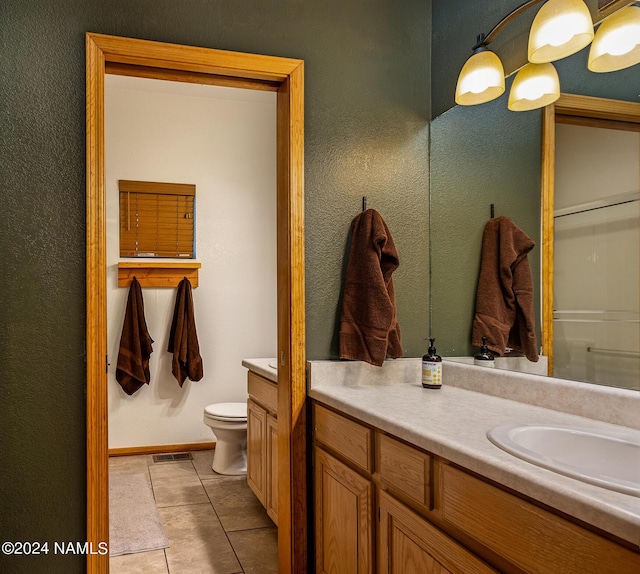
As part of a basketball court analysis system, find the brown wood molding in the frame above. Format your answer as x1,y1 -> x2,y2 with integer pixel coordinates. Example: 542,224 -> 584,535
554,94 -> 640,124
106,62 -> 280,92
541,103 -> 555,376
109,442 -> 215,457
86,33 -> 305,574
276,60 -> 308,574
85,32 -> 109,574
555,114 -> 640,132
117,262 -> 201,288
89,33 -> 301,82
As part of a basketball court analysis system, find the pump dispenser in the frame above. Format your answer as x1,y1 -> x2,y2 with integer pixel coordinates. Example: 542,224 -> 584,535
422,338 -> 442,389
474,336 -> 495,368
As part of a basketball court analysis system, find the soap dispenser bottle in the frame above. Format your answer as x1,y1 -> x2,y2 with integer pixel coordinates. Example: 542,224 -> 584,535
422,338 -> 442,389
474,336 -> 495,368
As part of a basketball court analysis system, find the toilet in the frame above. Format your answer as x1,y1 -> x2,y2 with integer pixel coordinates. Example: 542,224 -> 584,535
203,402 -> 248,475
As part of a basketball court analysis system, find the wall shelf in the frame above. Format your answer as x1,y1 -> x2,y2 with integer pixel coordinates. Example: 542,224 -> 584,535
117,261 -> 201,288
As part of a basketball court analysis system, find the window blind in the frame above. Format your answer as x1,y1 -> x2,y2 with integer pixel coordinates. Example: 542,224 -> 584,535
119,180 -> 195,258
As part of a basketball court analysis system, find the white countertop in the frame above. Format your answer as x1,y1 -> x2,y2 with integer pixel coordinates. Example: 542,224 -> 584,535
308,359 -> 640,546
242,358 -> 278,384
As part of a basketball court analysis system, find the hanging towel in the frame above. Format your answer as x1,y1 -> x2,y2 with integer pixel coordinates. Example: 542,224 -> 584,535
472,215 -> 539,362
116,277 -> 154,395
167,277 -> 204,386
339,208 -> 403,367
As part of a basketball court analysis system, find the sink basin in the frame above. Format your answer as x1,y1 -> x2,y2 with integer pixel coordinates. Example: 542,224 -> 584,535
487,424 -> 640,497
268,360 -> 278,370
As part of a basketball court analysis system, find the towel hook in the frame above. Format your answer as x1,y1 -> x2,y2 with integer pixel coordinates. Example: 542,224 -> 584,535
490,204 -> 495,218
362,196 -> 367,211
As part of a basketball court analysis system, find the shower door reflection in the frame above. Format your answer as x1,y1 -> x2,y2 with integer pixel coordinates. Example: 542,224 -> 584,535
553,122 -> 639,389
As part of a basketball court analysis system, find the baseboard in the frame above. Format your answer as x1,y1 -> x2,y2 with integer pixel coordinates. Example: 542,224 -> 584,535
109,442 -> 216,457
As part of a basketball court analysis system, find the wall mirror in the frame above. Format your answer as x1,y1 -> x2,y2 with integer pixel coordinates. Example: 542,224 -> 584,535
86,33 -> 306,574
541,94 -> 639,390
429,11 -> 639,391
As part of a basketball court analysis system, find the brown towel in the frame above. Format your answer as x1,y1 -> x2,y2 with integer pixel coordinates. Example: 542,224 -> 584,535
472,215 -> 539,362
339,209 -> 403,367
116,277 -> 154,395
167,277 -> 203,386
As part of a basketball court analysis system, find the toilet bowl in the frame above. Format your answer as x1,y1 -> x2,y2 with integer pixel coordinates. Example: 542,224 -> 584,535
203,402 -> 248,475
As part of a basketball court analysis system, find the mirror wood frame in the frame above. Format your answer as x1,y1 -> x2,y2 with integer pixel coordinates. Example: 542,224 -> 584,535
86,33 -> 306,573
541,93 -> 640,376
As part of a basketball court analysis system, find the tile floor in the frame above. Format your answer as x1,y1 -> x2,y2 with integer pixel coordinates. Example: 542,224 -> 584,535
109,450 -> 278,574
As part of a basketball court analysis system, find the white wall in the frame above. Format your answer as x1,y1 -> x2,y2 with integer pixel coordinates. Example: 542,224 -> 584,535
105,76 -> 277,448
553,124 -> 639,389
555,124 -> 638,209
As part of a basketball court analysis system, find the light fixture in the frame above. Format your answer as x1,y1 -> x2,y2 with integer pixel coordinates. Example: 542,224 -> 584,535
588,5 -> 640,72
508,62 -> 560,111
455,47 -> 505,106
456,1 -> 547,107
455,0 -> 640,112
528,0 -> 594,63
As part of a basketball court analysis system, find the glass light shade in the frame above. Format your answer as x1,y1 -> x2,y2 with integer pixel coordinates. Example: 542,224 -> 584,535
455,50 -> 505,106
508,63 -> 560,111
588,6 -> 640,72
528,0 -> 594,63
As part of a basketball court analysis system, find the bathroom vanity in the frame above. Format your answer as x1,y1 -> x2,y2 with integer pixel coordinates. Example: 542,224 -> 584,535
309,359 -> 640,574
243,359 -> 279,524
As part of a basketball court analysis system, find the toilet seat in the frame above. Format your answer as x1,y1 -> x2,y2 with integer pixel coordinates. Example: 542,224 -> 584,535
204,402 -> 247,422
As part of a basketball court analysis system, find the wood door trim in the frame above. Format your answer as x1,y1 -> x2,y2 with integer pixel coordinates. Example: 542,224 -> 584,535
108,442 -> 216,456
541,103 -> 555,376
105,61 -> 281,91
540,94 -> 640,377
554,93 -> 640,124
86,33 -> 306,574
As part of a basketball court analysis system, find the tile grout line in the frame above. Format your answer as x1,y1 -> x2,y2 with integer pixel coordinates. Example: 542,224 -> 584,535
198,461 -> 247,574
110,452 -> 274,574
148,457 -> 171,574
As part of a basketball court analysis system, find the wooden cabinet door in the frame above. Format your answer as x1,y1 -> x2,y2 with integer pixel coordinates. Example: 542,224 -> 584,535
266,413 -> 278,525
378,491 -> 496,574
247,399 -> 266,505
315,446 -> 373,574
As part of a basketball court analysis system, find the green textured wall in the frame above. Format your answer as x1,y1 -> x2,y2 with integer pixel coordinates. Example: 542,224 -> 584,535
0,1 -> 431,572
430,0 -> 639,358
432,0 -> 532,118
430,79 -> 542,357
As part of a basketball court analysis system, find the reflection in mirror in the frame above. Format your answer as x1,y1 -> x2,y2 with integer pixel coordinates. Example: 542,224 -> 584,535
445,355 -> 549,376
430,37 -> 639,390
551,115 -> 639,389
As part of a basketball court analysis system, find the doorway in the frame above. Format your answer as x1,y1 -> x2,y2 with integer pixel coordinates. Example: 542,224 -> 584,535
86,34 -> 306,574
541,94 -> 640,385
105,75 -> 277,452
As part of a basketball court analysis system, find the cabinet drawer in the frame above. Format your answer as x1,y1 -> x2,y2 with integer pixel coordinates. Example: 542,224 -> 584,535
248,371 -> 277,414
377,432 -> 432,513
314,404 -> 373,474
438,462 -> 640,574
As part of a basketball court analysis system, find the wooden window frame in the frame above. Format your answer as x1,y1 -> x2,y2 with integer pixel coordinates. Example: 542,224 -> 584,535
119,180 -> 196,259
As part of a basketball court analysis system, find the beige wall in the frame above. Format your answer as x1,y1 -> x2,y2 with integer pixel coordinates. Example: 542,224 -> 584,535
106,76 -> 277,448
